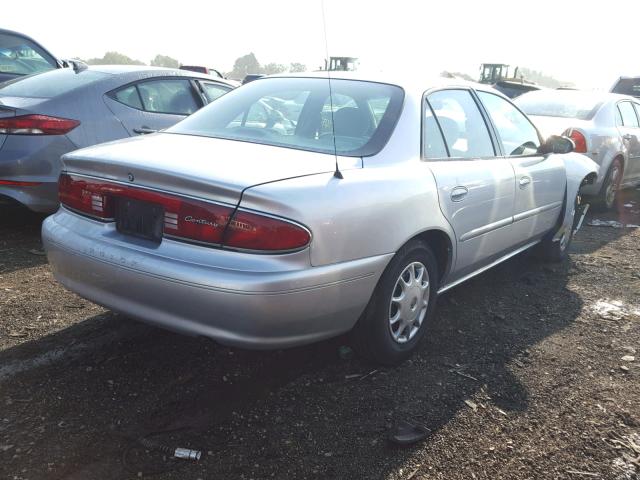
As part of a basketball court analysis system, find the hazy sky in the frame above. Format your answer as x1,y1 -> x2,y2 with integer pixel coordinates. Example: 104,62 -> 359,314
3,0 -> 637,88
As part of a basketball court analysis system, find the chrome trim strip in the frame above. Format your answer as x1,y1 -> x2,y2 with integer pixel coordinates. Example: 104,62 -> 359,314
437,240 -> 539,294
459,217 -> 512,242
513,201 -> 562,223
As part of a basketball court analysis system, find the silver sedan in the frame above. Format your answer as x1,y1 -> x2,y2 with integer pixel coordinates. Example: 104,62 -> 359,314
42,73 -> 598,364
516,89 -> 640,210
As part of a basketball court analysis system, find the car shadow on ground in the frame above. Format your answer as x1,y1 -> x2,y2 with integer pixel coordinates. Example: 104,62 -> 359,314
0,201 -> 49,274
0,248 -> 584,479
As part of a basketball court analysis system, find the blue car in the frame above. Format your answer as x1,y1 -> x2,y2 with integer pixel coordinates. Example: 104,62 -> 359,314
0,65 -> 235,212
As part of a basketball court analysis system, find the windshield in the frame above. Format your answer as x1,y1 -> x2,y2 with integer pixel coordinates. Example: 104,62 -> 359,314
0,32 -> 57,76
611,78 -> 640,98
168,77 -> 404,157
515,91 -> 603,120
0,68 -> 108,98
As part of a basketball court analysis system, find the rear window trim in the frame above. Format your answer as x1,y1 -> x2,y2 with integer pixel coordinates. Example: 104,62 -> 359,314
167,77 -> 406,158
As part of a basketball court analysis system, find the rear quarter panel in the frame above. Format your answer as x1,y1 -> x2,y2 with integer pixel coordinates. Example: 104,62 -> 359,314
239,160 -> 455,270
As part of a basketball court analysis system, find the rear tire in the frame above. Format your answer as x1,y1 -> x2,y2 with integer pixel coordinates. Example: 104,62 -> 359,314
351,240 -> 439,365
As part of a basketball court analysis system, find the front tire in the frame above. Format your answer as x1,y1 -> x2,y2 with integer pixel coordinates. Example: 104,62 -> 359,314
352,240 -> 439,365
596,158 -> 623,211
536,193 -> 581,262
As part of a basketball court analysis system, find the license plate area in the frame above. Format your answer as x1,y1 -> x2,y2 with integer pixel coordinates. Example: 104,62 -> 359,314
115,197 -> 164,243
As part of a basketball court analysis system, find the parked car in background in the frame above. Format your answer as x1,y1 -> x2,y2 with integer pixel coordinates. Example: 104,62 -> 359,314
611,76 -> 640,99
42,73 -> 598,364
242,74 -> 265,84
0,65 -> 235,212
0,28 -> 63,83
516,89 -> 640,210
179,65 -> 230,82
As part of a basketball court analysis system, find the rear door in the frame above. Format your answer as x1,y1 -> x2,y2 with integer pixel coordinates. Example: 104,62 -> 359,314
104,77 -> 204,135
476,90 -> 565,241
423,88 -> 516,280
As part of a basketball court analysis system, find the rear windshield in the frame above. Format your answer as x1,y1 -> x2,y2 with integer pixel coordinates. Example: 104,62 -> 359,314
167,77 -> 404,157
515,91 -> 603,120
0,69 -> 108,98
611,78 -> 640,98
0,32 -> 57,76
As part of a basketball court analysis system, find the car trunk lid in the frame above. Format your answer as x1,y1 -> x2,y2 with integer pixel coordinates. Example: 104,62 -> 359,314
529,115 -> 593,141
61,132 -> 360,206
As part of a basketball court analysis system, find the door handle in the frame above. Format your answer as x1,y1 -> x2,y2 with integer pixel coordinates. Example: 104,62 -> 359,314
623,134 -> 634,141
519,176 -> 532,188
450,186 -> 469,202
133,126 -> 157,135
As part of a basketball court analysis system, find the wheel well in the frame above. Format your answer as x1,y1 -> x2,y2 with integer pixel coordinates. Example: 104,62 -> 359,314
413,229 -> 452,281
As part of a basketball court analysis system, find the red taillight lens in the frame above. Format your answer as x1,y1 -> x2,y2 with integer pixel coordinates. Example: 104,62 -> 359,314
0,179 -> 42,186
566,129 -> 587,153
58,173 -> 311,252
58,173 -> 115,218
0,114 -> 80,135
223,210 -> 311,252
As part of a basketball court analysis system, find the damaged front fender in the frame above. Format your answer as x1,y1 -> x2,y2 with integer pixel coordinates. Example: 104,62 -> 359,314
552,152 -> 599,243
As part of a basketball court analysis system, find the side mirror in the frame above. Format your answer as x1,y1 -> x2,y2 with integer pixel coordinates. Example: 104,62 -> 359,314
539,135 -> 574,155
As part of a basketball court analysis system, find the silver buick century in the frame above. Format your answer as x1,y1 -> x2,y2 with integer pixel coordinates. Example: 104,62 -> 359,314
42,73 -> 598,364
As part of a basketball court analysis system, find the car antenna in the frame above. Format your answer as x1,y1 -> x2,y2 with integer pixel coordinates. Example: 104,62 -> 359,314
321,0 -> 343,179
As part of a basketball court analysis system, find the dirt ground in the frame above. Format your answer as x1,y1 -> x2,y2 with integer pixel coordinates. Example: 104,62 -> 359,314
1,191 -> 639,480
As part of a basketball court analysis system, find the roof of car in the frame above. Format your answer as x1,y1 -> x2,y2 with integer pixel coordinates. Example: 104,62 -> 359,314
258,69 -> 500,98
86,65 -> 236,86
518,88 -> 637,104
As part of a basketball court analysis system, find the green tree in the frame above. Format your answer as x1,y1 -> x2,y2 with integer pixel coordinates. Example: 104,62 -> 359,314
261,63 -> 287,75
229,53 -> 261,80
87,51 -> 145,66
289,62 -> 306,73
150,54 -> 180,68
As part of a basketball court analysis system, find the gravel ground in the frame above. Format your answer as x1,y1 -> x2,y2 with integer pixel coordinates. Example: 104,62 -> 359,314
0,192 -> 639,480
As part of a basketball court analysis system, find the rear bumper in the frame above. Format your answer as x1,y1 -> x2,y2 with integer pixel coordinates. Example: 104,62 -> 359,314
0,134 -> 77,212
42,209 -> 390,349
0,182 -> 58,212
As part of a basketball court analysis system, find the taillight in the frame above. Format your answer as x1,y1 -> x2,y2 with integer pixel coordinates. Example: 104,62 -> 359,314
565,129 -> 587,153
58,173 -> 115,218
58,173 -> 311,252
0,114 -> 80,135
0,180 -> 42,186
223,210 -> 311,251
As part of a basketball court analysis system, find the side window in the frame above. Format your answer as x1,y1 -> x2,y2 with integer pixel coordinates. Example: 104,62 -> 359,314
137,79 -> 199,115
427,89 -> 495,159
201,82 -> 230,103
618,101 -> 639,128
422,102 -> 448,159
113,85 -> 143,110
477,91 -> 541,156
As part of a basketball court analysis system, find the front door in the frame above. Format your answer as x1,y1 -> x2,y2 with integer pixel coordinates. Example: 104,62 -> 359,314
423,88 -> 515,281
476,91 -> 565,241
